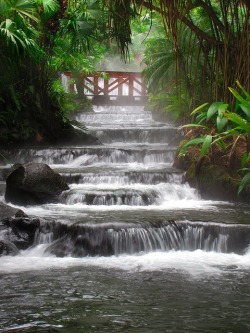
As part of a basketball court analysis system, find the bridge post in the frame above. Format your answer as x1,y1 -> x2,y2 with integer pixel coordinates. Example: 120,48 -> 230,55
94,74 -> 99,95
104,77 -> 109,96
128,73 -> 133,97
118,74 -> 123,96
141,76 -> 147,96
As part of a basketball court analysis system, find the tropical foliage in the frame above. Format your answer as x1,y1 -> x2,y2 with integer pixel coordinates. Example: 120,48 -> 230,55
108,1 -> 250,122
105,1 -> 249,196
142,21 -> 199,122
179,81 -> 250,194
0,0 -> 107,144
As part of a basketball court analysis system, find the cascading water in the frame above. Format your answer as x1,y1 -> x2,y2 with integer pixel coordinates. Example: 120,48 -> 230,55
1,104 -> 250,333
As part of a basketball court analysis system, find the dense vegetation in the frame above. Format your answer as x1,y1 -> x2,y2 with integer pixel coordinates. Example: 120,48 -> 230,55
123,0 -> 249,196
0,0 -> 107,144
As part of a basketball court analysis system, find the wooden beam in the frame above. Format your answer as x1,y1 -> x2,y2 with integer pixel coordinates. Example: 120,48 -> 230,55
65,71 -> 147,97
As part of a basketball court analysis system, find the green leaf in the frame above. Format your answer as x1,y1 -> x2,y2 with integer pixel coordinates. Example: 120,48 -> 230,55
228,87 -> 250,109
216,139 -> 227,151
240,168 -> 250,172
207,102 -> 223,121
225,112 -> 250,134
239,104 -> 250,121
178,137 -> 205,156
190,102 -> 208,116
219,128 -> 241,137
179,124 -> 209,130
216,116 -> 228,132
238,172 -> 250,194
13,0 -> 40,23
39,0 -> 59,14
241,153 -> 250,168
196,113 -> 207,124
236,81 -> 250,99
218,103 -> 228,116
201,135 -> 212,157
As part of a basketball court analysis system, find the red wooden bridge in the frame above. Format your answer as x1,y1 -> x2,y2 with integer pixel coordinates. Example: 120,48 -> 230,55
64,71 -> 147,105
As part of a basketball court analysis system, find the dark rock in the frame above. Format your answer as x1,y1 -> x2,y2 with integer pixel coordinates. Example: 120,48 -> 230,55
0,201 -> 24,220
44,223 -> 114,257
5,162 -> 69,205
0,181 -> 5,196
174,140 -> 250,203
0,240 -> 19,256
183,163 -> 250,203
0,202 -> 41,253
56,125 -> 101,146
1,212 -> 40,251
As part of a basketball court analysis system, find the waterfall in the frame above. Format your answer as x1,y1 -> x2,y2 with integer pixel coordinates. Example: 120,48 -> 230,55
33,220 -> 250,257
0,104 -> 250,262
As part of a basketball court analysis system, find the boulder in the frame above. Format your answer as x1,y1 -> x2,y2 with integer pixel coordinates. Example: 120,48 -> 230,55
0,240 -> 19,256
5,162 -> 69,205
56,125 -> 101,145
0,203 -> 41,252
0,201 -> 23,220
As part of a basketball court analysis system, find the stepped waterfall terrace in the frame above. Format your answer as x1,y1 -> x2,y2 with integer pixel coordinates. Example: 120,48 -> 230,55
1,106 -> 250,332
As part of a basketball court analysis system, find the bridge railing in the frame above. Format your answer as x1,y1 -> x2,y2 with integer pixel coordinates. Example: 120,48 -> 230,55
63,71 -> 147,105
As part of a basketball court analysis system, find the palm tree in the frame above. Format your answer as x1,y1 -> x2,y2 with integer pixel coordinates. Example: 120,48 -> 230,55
0,0 -> 109,143
0,0 -> 63,143
142,19 -> 206,122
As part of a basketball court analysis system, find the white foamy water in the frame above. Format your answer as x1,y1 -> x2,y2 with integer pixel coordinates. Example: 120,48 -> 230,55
0,105 -> 248,278
1,247 -> 250,277
4,198 -> 226,221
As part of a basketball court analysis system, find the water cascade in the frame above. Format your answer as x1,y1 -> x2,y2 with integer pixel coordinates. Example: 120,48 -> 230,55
1,105 -> 250,332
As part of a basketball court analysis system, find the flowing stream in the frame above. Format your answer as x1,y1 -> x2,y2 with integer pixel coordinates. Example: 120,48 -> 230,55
1,105 -> 250,332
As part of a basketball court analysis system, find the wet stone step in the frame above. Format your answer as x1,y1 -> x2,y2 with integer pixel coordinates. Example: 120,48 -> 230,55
39,220 -> 250,257
0,147 -> 177,165
89,127 -> 179,144
87,123 -> 173,129
60,187 -> 161,206
59,181 -> 197,206
76,113 -> 153,124
92,105 -> 152,113
76,107 -> 153,119
61,170 -> 184,185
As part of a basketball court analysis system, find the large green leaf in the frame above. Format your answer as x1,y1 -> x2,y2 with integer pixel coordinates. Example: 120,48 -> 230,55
12,0 -> 40,23
190,102 -> 208,116
39,0 -> 59,14
180,123 -> 208,130
241,153 -> 250,168
0,19 -> 25,51
216,115 -> 228,132
178,137 -> 205,156
239,104 -> 250,121
196,113 -> 207,124
218,103 -> 228,117
228,87 -> 250,110
238,172 -> 250,194
201,134 -> 212,157
206,102 -> 223,121
225,112 -> 250,134
236,81 -> 250,100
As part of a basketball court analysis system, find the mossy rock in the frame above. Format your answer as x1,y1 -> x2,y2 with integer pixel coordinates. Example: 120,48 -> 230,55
185,164 -> 249,203
5,162 -> 69,205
